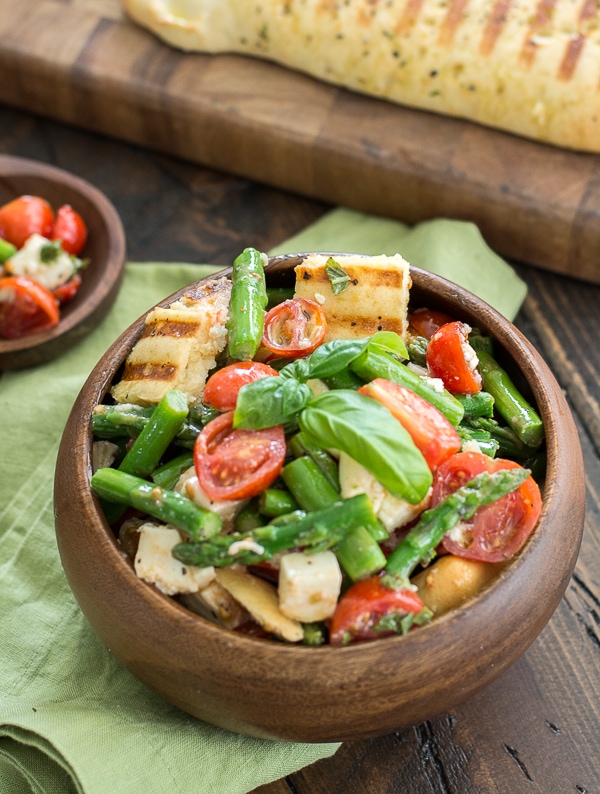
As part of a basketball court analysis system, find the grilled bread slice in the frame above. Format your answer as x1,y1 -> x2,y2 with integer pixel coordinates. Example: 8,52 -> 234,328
122,0 -> 600,153
294,253 -> 412,341
111,277 -> 231,405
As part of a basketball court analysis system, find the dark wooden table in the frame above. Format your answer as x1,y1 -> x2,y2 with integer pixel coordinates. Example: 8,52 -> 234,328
1,105 -> 598,794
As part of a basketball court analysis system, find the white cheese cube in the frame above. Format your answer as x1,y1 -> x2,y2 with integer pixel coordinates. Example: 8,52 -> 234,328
278,550 -> 342,622
134,523 -> 215,596
339,452 -> 430,533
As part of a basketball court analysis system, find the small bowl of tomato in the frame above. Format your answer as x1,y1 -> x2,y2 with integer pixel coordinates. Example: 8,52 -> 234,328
53,253 -> 585,742
0,155 -> 126,370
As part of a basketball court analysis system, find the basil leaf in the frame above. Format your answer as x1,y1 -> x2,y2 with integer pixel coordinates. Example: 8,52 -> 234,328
281,333 -> 407,384
299,391 -> 432,504
325,257 -> 351,295
234,376 -> 312,429
281,339 -> 370,382
369,331 -> 408,361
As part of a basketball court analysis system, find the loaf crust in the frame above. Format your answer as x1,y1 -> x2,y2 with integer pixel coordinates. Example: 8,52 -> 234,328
122,0 -> 600,153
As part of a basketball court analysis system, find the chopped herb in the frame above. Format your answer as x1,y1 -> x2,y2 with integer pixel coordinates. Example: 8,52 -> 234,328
325,257 -> 351,295
39,240 -> 63,264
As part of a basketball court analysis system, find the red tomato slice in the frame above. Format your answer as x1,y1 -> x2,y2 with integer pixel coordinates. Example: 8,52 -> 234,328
194,411 -> 286,500
329,575 -> 425,646
358,378 -> 461,472
426,321 -> 482,394
53,272 -> 82,305
431,451 -> 542,563
261,298 -> 326,358
0,276 -> 60,339
409,307 -> 455,339
0,195 -> 55,249
203,361 -> 279,411
52,204 -> 88,255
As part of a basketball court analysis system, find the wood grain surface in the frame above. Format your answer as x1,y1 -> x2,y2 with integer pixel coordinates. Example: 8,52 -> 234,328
2,0 -> 600,285
1,105 -> 598,792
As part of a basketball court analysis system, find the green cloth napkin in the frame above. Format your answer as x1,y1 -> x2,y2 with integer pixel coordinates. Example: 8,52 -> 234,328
0,208 -> 526,794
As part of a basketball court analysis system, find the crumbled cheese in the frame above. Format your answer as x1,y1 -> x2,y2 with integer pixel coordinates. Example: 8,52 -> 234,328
421,375 -> 446,394
5,234 -> 76,290
446,521 -> 473,548
228,538 -> 265,556
134,524 -> 215,595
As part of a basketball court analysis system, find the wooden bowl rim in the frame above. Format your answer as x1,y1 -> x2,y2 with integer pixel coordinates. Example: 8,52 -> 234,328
0,154 -> 126,368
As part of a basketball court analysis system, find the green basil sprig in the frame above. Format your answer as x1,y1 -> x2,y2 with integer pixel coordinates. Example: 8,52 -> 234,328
233,332 -> 409,430
234,377 -> 313,429
299,390 -> 432,504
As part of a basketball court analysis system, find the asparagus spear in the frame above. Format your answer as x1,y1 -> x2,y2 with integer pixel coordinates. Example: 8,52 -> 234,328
456,424 -> 500,457
350,348 -> 464,426
282,456 -> 340,511
91,468 -> 222,539
226,247 -> 268,360
406,335 -> 429,367
151,451 -> 194,490
454,390 -> 495,418
282,455 -> 386,579
92,403 -> 205,447
118,390 -> 189,479
92,404 -> 154,437
384,467 -> 531,584
288,431 -> 341,491
258,488 -> 300,517
476,350 -> 544,448
172,493 -> 380,567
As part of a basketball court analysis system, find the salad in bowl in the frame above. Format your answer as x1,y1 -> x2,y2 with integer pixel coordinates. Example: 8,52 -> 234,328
88,248 -> 544,647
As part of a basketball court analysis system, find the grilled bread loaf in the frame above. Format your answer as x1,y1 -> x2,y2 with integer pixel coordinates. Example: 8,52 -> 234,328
122,0 -> 600,153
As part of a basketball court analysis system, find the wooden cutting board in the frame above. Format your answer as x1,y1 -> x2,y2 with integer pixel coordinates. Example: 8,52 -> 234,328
2,0 -> 600,283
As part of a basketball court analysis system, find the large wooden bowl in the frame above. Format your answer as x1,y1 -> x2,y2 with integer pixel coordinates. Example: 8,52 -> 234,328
54,255 -> 585,742
0,155 -> 126,370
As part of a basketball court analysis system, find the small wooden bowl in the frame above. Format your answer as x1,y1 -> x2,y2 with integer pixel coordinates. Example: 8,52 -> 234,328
54,255 -> 585,742
0,155 -> 126,370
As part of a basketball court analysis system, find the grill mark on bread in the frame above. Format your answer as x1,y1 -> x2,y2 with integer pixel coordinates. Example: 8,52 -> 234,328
479,0 -> 513,56
558,0 -> 598,82
520,0 -> 557,67
395,0 -> 425,37
122,363 -> 178,382
140,320 -> 202,339
438,0 -> 471,47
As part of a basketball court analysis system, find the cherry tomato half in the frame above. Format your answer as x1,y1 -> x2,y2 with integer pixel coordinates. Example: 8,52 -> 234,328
261,298 -> 326,358
409,307 -> 455,339
359,378 -> 461,472
329,575 -> 425,646
431,451 -> 542,563
426,321 -> 482,394
53,272 -> 82,305
203,361 -> 279,412
52,204 -> 88,255
0,276 -> 60,339
0,195 -> 55,249
194,411 -> 286,501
